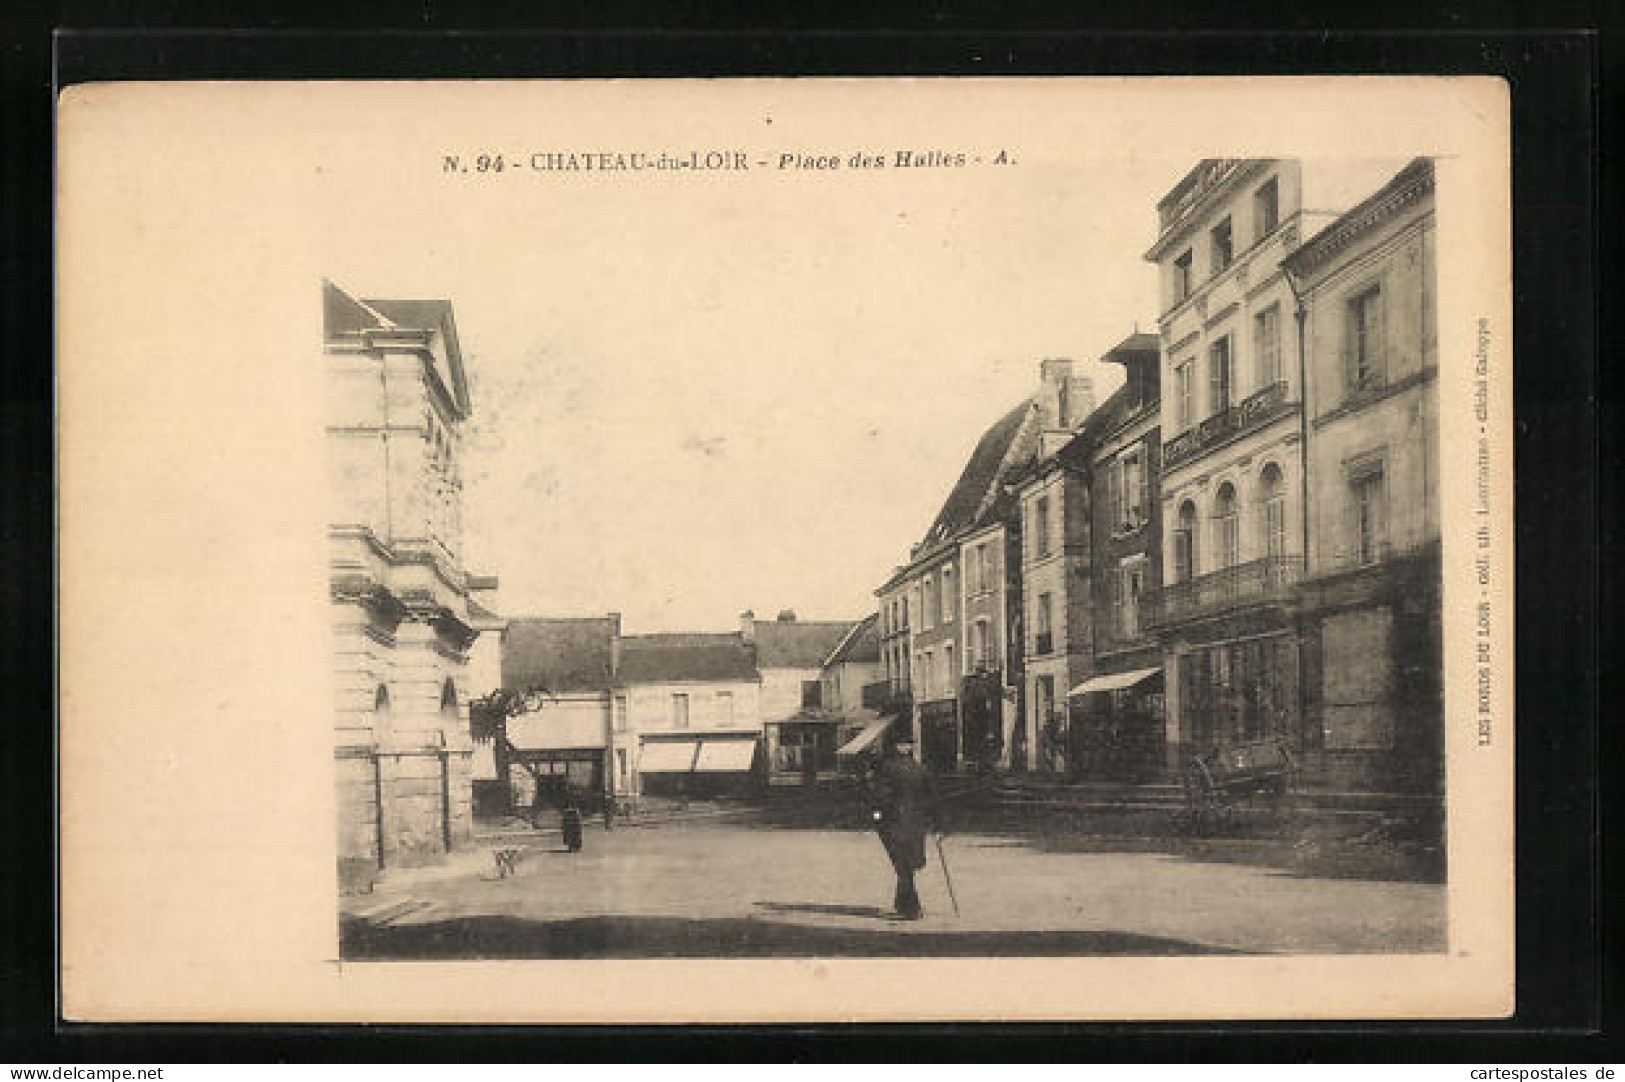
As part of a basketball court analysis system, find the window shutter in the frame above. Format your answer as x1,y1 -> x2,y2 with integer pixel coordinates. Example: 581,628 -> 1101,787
1136,456 -> 1150,523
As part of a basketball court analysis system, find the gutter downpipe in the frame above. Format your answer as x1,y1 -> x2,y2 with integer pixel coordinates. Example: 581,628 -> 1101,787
1282,260 -> 1316,768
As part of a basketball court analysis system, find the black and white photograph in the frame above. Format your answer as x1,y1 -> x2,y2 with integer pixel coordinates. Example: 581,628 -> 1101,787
58,78 -> 1515,1022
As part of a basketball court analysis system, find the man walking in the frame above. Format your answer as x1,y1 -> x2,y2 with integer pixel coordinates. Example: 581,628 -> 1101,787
864,734 -> 941,921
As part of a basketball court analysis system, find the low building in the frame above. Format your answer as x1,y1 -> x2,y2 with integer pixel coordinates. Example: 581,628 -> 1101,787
749,610 -> 866,780
496,615 -> 619,812
615,633 -> 763,797
1284,157 -> 1441,793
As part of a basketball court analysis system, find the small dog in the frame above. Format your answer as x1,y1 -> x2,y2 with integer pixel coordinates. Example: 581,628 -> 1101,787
492,847 -> 525,878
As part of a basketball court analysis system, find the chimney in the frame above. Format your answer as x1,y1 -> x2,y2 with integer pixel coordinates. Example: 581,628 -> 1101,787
607,612 -> 622,678
776,609 -> 797,622
1039,357 -> 1095,431
739,609 -> 756,643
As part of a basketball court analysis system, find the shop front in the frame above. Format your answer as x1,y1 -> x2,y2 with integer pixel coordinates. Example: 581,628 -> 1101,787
1067,666 -> 1166,782
636,732 -> 761,798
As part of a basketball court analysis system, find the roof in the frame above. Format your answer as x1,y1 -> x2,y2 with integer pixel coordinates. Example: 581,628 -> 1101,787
824,614 -> 880,666
618,636 -> 760,685
502,617 -> 617,694
915,399 -> 1039,556
1283,157 -> 1435,278
321,281 -> 470,418
752,619 -> 860,671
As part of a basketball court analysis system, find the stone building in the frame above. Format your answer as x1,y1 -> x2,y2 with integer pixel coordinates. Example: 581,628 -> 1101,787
1065,332 -> 1167,780
1143,160 -> 1362,773
325,281 -> 493,892
1283,158 -> 1441,793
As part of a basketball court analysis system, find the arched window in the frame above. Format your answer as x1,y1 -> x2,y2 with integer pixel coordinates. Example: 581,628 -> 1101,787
1214,483 -> 1240,569
1260,463 -> 1286,559
1174,501 -> 1198,583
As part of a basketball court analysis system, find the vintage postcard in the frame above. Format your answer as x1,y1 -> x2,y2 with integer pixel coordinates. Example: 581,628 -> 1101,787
57,77 -> 1514,1022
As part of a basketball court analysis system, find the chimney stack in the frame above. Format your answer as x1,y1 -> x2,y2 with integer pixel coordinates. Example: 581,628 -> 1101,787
1039,357 -> 1095,431
777,609 -> 797,622
739,609 -> 756,643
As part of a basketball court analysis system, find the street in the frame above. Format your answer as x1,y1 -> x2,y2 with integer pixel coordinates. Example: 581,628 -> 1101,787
341,811 -> 1446,959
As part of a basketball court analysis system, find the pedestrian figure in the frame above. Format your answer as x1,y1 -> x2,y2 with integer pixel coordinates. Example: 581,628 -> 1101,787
863,735 -> 941,920
602,794 -> 616,832
561,790 -> 584,853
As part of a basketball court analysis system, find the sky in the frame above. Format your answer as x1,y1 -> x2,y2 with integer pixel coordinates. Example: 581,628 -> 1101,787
316,85 -> 1410,633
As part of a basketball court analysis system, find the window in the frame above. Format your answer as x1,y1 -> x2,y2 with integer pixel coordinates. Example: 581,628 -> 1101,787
1254,177 -> 1279,241
1173,249 -> 1193,303
975,619 -> 993,668
1347,285 -> 1384,390
1036,592 -> 1054,655
900,596 -> 908,629
1261,463 -> 1286,559
1120,562 -> 1145,639
1175,359 -> 1194,431
1209,336 -> 1232,415
944,642 -> 956,683
1174,501 -> 1198,583
921,651 -> 934,698
942,565 -> 955,623
671,693 -> 689,728
1255,305 -> 1281,388
1352,470 -> 1386,566
1210,217 -> 1234,274
1115,449 -> 1147,528
922,576 -> 935,629
801,680 -> 821,709
1214,483 -> 1240,569
1034,495 -> 1051,559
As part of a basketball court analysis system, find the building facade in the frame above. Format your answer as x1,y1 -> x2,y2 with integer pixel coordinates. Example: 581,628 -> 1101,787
1284,158 -> 1442,793
1012,447 -> 1094,774
1068,333 -> 1167,780
750,610 -> 866,780
872,358 -> 1091,774
615,634 -> 763,797
325,281 -> 490,892
1144,160 -> 1331,773
495,615 -> 619,811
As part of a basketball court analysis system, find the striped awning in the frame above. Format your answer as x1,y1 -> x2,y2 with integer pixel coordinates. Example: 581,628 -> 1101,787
638,740 -> 700,772
693,739 -> 758,773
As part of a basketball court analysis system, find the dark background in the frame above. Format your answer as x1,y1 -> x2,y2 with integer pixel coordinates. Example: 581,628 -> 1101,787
3,9 -> 1610,1063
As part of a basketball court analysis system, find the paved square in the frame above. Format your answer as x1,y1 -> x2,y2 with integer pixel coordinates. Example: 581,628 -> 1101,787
342,819 -> 1445,958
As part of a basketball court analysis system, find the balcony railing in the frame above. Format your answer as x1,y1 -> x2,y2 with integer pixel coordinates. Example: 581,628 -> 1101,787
1033,632 -> 1054,656
1150,555 -> 1304,625
1162,381 -> 1294,471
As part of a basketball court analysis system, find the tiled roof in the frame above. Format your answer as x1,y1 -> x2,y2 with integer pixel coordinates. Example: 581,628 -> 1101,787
618,636 -> 759,684
752,619 -> 860,671
825,614 -> 880,665
502,617 -> 617,694
915,399 -> 1038,555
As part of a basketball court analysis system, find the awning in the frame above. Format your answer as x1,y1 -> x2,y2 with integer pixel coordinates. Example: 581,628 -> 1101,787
693,739 -> 758,773
638,740 -> 700,772
837,717 -> 893,757
1067,666 -> 1162,697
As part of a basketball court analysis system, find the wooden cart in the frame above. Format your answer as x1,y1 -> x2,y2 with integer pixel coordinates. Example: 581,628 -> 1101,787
1182,737 -> 1295,834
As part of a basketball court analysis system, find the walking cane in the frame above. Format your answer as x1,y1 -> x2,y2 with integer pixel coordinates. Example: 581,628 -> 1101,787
934,834 -> 961,917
